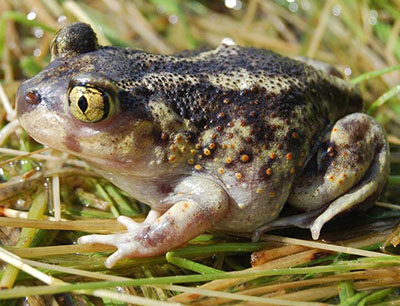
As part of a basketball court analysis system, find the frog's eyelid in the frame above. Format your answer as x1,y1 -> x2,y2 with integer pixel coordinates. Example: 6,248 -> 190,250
68,73 -> 118,96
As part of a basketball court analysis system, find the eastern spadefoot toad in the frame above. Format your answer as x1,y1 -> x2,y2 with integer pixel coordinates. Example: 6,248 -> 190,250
16,23 -> 389,268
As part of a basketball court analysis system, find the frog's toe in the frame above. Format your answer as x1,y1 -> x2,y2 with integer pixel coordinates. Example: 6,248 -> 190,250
78,233 -> 122,248
104,246 -> 130,268
117,215 -> 141,231
78,234 -> 109,246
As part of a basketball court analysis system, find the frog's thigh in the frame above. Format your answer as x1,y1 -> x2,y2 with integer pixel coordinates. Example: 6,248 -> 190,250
290,113 -> 389,239
78,177 -> 229,268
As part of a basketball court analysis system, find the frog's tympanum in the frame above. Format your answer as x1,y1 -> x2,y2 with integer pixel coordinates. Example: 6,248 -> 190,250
16,23 -> 389,268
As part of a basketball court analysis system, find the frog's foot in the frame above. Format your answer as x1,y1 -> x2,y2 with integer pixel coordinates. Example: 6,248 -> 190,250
78,177 -> 229,268
252,207 -> 325,242
77,216 -> 152,267
309,150 -> 387,239
287,113 -> 389,240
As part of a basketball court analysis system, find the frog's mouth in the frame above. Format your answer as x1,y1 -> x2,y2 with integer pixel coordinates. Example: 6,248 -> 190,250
17,101 -> 65,145
18,109 -> 159,177
18,114 -> 161,178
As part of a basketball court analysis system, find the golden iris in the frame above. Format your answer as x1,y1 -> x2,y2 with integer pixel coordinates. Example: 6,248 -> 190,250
68,84 -> 111,123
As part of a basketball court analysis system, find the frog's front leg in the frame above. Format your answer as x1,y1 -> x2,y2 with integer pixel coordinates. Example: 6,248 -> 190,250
78,177 -> 229,268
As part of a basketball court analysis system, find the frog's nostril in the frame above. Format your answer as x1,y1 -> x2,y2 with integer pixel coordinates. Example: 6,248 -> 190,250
25,91 -> 41,105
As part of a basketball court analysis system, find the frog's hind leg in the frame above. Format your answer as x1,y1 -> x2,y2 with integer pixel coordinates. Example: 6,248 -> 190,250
288,113 -> 389,239
254,113 -> 389,241
308,141 -> 389,239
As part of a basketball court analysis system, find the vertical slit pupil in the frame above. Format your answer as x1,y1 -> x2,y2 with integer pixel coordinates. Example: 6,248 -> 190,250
78,96 -> 88,113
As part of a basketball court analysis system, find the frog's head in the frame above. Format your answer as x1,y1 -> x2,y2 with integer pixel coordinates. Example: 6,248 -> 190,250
16,23 -> 160,174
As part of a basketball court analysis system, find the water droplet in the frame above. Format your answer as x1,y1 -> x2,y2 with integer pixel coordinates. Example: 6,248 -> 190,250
34,27 -> 44,38
168,14 -> 179,24
225,0 -> 242,10
16,199 -> 26,209
221,37 -> 235,45
332,4 -> 341,16
234,0 -> 242,10
57,15 -> 67,24
288,2 -> 299,13
370,10 -> 378,18
27,11 -> 37,21
344,67 -> 352,76
33,49 -> 41,57
369,10 -> 378,25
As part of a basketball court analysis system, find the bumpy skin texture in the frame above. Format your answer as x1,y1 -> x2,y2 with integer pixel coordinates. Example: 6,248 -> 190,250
16,23 -> 389,268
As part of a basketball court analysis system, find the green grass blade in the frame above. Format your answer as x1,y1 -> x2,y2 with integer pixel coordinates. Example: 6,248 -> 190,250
338,280 -> 355,302
166,252 -> 223,274
357,288 -> 394,306
367,85 -> 400,114
350,65 -> 400,85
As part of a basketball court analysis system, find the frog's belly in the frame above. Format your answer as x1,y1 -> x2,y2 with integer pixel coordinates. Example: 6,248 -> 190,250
214,184 -> 291,232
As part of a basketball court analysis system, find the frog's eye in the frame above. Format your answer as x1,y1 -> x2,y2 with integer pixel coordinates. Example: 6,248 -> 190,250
68,84 -> 112,123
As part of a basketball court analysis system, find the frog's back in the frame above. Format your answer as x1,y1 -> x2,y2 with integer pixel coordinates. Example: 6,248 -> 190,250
103,44 -> 364,183
117,44 -> 364,228
98,44 -> 360,133
130,44 -> 363,157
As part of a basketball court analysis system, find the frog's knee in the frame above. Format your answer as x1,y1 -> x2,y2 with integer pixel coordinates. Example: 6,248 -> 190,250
329,113 -> 389,188
331,113 -> 384,149
289,113 -> 389,211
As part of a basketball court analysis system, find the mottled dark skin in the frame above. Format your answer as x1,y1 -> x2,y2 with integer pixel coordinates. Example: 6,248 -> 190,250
16,23 -> 389,268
